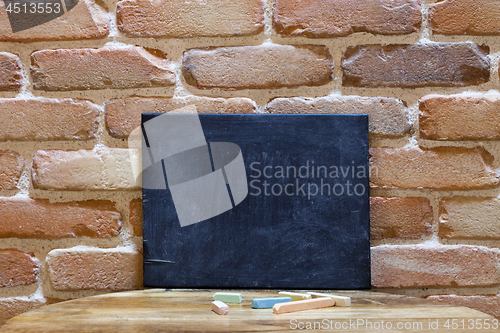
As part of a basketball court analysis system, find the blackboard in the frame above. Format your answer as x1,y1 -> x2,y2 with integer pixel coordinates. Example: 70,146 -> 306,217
142,114 -> 370,289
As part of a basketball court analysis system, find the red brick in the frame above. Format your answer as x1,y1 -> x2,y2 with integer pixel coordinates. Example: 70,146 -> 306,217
0,0 -> 109,42
429,0 -> 500,35
274,0 -> 421,37
0,298 -> 46,326
426,295 -> 500,319
0,250 -> 38,288
0,198 -> 121,239
440,197 -> 500,240
265,96 -> 410,138
0,150 -> 24,190
183,44 -> 333,90
32,148 -> 139,190
370,197 -> 433,240
129,199 -> 142,237
0,53 -> 22,91
47,249 -> 142,291
371,245 -> 500,288
117,0 -> 264,38
0,98 -> 99,141
31,46 -> 175,91
370,146 -> 499,190
342,43 -> 490,88
420,94 -> 500,140
105,96 -> 256,138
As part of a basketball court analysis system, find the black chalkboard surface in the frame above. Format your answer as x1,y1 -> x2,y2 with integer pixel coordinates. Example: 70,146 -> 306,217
142,114 -> 370,289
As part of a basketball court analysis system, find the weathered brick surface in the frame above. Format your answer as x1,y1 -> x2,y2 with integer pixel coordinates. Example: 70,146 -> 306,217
420,94 -> 500,140
47,249 -> 142,291
429,0 -> 500,35
105,96 -> 255,138
0,198 -> 121,239
183,44 -> 333,90
129,199 -> 143,237
440,197 -> 500,240
0,99 -> 99,141
342,43 -> 490,88
426,295 -> 500,319
31,46 -> 175,91
32,148 -> 139,190
370,146 -> 499,190
117,0 -> 264,38
0,250 -> 38,288
370,197 -> 433,240
0,150 -> 24,190
0,0 -> 109,42
265,96 -> 410,138
0,298 -> 46,326
371,245 -> 500,288
0,53 -> 22,91
274,0 -> 421,37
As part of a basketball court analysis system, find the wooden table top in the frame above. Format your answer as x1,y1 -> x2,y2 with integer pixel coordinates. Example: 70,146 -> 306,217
1,290 -> 496,332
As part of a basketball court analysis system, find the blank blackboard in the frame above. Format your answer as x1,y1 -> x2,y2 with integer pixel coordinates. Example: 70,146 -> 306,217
142,114 -> 370,289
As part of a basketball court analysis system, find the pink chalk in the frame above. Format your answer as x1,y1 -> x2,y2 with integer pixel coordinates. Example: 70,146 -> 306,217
212,301 -> 229,315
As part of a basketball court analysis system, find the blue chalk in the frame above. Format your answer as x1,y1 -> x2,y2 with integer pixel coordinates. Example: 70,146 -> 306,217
251,297 -> 292,309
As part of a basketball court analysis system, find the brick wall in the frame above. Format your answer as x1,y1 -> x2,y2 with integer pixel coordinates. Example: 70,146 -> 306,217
1,0 -> 500,324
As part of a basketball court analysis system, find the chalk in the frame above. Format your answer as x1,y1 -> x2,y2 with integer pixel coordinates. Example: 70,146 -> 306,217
213,292 -> 242,304
307,292 -> 351,307
251,297 -> 292,309
278,291 -> 311,301
212,301 -> 229,315
273,298 -> 335,314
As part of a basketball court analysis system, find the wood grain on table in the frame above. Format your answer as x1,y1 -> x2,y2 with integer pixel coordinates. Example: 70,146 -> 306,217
0,290 -> 496,332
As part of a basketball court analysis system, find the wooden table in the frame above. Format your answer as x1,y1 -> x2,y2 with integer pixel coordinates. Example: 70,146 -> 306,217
1,290 -> 496,332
